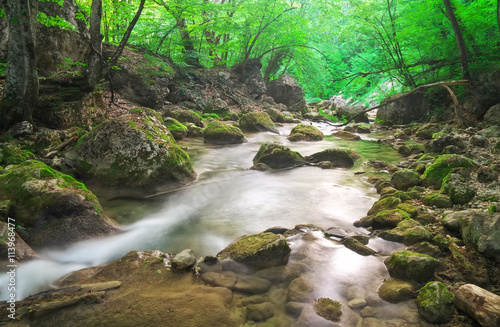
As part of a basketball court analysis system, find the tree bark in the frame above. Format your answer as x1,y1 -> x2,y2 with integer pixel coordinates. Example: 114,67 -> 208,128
0,0 -> 38,131
454,284 -> 500,327
443,0 -> 472,81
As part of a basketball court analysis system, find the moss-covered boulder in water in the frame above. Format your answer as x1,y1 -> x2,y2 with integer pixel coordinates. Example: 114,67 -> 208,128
422,154 -> 476,189
253,143 -> 305,169
164,117 -> 188,140
287,124 -> 324,141
384,251 -> 437,283
379,219 -> 433,245
203,121 -> 247,145
367,196 -> 401,216
66,108 -> 196,190
373,209 -> 410,229
417,281 -> 454,323
305,148 -> 361,168
313,298 -> 342,322
216,232 -> 291,268
239,112 -> 279,134
391,169 -> 421,190
422,193 -> 453,208
0,161 -> 117,248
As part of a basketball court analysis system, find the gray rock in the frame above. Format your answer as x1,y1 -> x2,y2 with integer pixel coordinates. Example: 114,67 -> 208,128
469,134 -> 489,148
477,167 -> 498,183
377,92 -> 430,125
341,237 -> 377,256
173,249 -> 196,270
484,103 -> 500,126
267,74 -> 307,113
8,121 -> 33,138
391,169 -> 421,190
440,173 -> 476,205
442,211 -> 461,232
285,302 -> 306,318
416,123 -> 440,140
480,126 -> 500,138
336,104 -> 369,123
458,209 -> 500,261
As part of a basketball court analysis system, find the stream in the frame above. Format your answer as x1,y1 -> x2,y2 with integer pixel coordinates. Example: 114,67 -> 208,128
1,122 -> 423,324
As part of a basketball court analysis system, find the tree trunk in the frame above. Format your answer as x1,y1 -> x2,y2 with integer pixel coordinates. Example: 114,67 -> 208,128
443,0 -> 472,80
0,0 -> 38,131
83,0 -> 104,91
454,284 -> 500,327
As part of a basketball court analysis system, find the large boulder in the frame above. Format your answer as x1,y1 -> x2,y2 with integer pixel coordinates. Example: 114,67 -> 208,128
424,134 -> 467,154
164,117 -> 188,140
216,232 -> 291,269
377,92 -> 430,125
203,121 -> 247,145
266,74 -> 307,113
484,103 -> 500,126
66,108 -> 196,191
287,124 -> 324,142
417,281 -> 454,323
416,123 -> 441,140
165,109 -> 203,127
391,169 -> 421,190
336,105 -> 369,123
0,161 -> 117,248
252,143 -> 305,169
239,112 -> 279,134
422,154 -> 477,188
305,148 -> 360,168
456,209 -> 500,261
231,58 -> 267,98
384,251 -> 438,283
439,173 -> 476,205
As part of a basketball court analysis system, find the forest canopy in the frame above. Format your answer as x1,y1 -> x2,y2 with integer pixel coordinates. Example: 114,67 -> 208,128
2,0 -> 500,103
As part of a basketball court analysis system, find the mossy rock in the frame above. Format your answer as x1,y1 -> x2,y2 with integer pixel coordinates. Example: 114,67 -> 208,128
417,281 -> 454,323
380,187 -> 397,198
416,124 -> 441,140
422,154 -> 477,189
331,130 -> 361,140
391,169 -> 421,190
398,143 -> 424,156
216,232 -> 291,268
252,143 -> 305,169
0,145 -> 35,166
440,173 -> 476,205
422,193 -> 453,208
66,108 -> 196,190
165,109 -> 203,126
287,124 -> 324,142
239,112 -> 278,134
0,160 -> 116,248
373,209 -> 410,229
379,219 -> 433,245
313,298 -> 342,322
203,98 -> 230,117
407,242 -> 442,258
185,122 -> 204,137
367,196 -> 401,216
390,190 -> 411,201
377,279 -> 415,303
0,200 -> 11,219
164,117 -> 188,140
305,148 -> 360,168
397,203 -> 418,218
384,251 -> 437,283
203,121 -> 247,145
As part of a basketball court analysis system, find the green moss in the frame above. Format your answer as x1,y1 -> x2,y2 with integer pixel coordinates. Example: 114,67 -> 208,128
417,281 -> 454,323
422,193 -> 453,208
314,298 -> 342,322
239,112 -> 277,133
162,145 -> 195,182
422,154 -> 476,189
0,146 -> 35,166
203,121 -> 246,144
287,124 -> 324,142
397,203 -> 418,217
367,196 -> 401,216
253,143 -> 305,169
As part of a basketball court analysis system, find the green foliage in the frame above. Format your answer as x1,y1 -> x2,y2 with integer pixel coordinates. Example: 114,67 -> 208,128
37,12 -> 75,30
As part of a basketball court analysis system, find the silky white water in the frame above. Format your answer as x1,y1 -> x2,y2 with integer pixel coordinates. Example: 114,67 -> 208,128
1,122 -> 404,303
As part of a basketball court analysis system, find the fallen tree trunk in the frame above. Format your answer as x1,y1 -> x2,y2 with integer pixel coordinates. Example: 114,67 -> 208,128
332,80 -> 470,127
454,283 -> 500,327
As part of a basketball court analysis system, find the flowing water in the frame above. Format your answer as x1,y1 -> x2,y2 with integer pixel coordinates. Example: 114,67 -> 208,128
1,122 -> 423,325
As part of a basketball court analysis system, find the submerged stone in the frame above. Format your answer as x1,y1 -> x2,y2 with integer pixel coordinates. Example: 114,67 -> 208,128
378,279 -> 415,303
